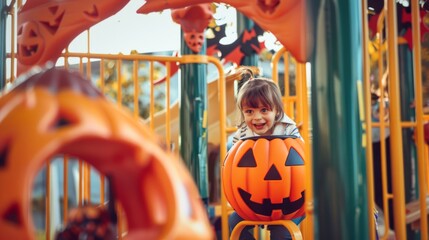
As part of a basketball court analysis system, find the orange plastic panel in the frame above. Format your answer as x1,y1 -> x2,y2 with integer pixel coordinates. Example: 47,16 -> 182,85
222,136 -> 306,221
138,0 -> 314,63
17,0 -> 130,75
0,67 -> 213,240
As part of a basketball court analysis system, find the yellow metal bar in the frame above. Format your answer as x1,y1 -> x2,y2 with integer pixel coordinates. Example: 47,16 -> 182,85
226,127 -> 238,133
100,59 -> 105,93
115,58 -> 124,237
87,29 -> 90,54
133,60 -> 139,118
84,38 -> 92,206
283,53 -> 293,117
411,1 -> 428,239
361,0 -> 376,239
117,59 -> 122,107
166,62 -> 171,151
231,220 -> 302,240
284,51 -> 290,97
149,61 -> 155,130
386,1 -> 406,238
272,58 -> 279,83
98,50 -> 105,207
295,67 -> 303,125
376,11 -> 389,234
375,9 -> 390,240
201,57 -> 228,240
79,57 -> 83,73
378,70 -> 389,234
86,29 -> 91,80
64,48 -> 69,69
84,163 -> 90,203
299,62 -> 314,240
9,4 -> 16,83
63,52 -> 184,64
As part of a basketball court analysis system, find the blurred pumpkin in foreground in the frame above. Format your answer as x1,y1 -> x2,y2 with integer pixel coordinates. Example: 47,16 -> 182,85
0,66 -> 213,240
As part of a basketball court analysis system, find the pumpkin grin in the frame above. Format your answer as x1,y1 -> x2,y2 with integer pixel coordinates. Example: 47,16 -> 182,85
21,44 -> 38,57
238,188 -> 305,216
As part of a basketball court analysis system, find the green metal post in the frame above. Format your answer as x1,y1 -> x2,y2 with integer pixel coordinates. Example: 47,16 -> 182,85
0,1 -> 7,90
179,35 -> 209,205
310,0 -> 370,239
397,44 -> 418,239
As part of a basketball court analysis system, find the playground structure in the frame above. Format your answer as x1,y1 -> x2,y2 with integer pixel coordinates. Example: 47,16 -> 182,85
2,0 -> 429,240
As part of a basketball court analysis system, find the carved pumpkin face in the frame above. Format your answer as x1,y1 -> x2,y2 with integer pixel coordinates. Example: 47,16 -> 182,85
17,21 -> 45,65
16,0 -> 129,74
171,4 -> 212,53
184,30 -> 205,53
222,136 -> 306,221
0,67 -> 213,240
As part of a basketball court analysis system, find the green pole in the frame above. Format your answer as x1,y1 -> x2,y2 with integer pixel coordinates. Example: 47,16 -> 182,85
0,1 -> 7,90
310,1 -> 369,239
179,34 -> 209,205
397,44 -> 418,239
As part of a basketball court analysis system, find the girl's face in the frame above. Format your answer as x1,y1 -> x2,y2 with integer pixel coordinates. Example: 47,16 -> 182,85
242,103 -> 277,136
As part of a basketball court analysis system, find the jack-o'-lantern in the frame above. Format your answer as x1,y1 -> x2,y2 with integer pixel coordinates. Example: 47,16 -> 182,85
17,0 -> 129,74
184,30 -> 205,53
0,66 -> 213,240
17,21 -> 45,65
222,136 -> 306,221
171,4 -> 212,53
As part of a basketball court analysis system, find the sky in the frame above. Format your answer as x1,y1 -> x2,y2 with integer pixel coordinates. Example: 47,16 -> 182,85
65,1 -> 182,54
5,1 -> 182,54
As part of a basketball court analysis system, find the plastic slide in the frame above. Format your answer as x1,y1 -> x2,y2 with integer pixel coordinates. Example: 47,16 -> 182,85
145,71 -> 238,152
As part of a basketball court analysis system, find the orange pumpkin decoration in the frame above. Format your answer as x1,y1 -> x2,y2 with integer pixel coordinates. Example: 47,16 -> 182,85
17,0 -> 130,74
222,136 -> 306,221
171,4 -> 213,53
0,66 -> 213,240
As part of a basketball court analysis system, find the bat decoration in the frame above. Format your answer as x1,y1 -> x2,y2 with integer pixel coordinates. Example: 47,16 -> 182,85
138,0 -> 314,63
207,23 -> 266,65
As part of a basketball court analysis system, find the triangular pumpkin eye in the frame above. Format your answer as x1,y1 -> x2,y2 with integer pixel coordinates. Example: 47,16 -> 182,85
264,164 -> 282,180
237,149 -> 257,167
285,147 -> 304,166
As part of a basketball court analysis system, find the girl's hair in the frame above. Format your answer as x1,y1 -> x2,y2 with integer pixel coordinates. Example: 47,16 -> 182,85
236,77 -> 285,123
236,66 -> 257,93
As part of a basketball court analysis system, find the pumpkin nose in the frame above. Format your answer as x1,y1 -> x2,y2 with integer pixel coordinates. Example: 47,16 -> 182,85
264,164 -> 282,180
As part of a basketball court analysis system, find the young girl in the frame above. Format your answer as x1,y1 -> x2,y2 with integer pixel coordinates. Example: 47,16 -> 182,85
228,68 -> 304,240
232,69 -> 302,144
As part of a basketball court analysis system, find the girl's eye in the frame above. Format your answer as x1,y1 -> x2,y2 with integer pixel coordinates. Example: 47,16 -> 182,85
261,108 -> 269,113
244,109 -> 253,114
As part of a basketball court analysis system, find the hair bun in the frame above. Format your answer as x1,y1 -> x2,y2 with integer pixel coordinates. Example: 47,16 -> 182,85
227,66 -> 260,93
